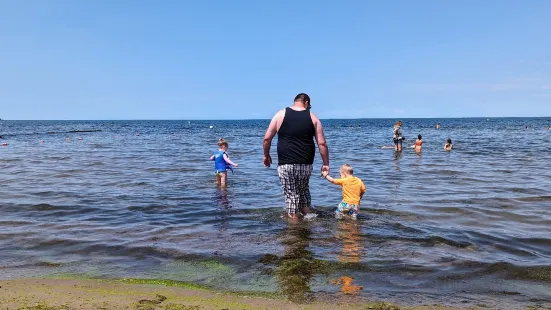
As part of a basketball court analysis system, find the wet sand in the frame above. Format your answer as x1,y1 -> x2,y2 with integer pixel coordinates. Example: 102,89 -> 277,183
0,278 -> 467,310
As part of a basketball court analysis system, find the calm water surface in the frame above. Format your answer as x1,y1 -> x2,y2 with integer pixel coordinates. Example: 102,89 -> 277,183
1,118 -> 550,309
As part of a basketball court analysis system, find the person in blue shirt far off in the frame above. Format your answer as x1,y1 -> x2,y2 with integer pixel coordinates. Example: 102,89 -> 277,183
210,138 -> 238,187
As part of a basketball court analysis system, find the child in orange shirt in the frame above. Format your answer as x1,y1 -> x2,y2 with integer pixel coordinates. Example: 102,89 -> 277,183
322,164 -> 366,219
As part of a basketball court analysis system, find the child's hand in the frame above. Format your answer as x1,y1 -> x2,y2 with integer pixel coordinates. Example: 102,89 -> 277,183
321,171 -> 328,177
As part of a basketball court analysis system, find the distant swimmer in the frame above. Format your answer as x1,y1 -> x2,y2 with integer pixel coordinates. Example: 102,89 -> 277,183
210,138 -> 238,187
436,123 -> 441,129
1,142 -> 7,146
321,164 -> 366,219
40,140 -> 44,143
546,125 -> 550,130
136,133 -> 140,136
444,138 -> 453,151
78,137 -> 83,140
65,137 -> 70,142
411,134 -> 423,152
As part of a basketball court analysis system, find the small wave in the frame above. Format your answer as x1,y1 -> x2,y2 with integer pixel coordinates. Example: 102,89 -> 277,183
31,203 -> 58,211
68,130 -> 102,133
146,167 -> 199,173
0,261 -> 63,269
0,220 -> 34,226
0,158 -> 22,163
516,195 -> 551,202
127,205 -> 176,213
443,261 -> 551,283
46,156 -> 71,161
86,161 -> 105,167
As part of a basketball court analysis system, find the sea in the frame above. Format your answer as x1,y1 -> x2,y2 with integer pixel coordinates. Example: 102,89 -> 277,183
0,118 -> 550,309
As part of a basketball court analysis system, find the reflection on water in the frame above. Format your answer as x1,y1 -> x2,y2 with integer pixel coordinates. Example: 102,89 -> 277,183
337,220 -> 362,264
393,151 -> 402,171
275,220 -> 365,301
214,188 -> 231,231
330,276 -> 364,295
333,220 -> 363,295
276,222 -> 315,303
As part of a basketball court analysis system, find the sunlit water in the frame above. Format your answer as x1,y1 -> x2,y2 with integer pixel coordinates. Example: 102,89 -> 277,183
1,118 -> 550,309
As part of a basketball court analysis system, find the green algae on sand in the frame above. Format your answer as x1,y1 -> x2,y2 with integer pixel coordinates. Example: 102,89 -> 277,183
119,278 -> 209,290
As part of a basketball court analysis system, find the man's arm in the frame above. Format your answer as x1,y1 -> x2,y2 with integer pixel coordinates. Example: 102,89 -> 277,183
311,113 -> 329,173
263,110 -> 283,167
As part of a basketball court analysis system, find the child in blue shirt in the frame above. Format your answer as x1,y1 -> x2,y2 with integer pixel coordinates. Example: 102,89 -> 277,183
210,138 -> 238,187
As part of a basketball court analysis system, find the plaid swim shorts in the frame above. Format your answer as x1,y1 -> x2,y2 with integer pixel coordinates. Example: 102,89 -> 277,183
277,164 -> 313,215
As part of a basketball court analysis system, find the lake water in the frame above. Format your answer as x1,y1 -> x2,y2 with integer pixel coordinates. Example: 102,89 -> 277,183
1,118 -> 550,309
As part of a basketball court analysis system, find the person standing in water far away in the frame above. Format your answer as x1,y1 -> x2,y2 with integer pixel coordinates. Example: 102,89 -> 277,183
444,138 -> 453,151
412,134 -> 423,152
393,121 -> 404,151
263,93 -> 330,220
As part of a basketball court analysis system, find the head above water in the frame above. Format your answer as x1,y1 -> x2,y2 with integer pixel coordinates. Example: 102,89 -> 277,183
395,120 -> 402,126
418,134 -> 422,140
340,164 -> 354,176
446,138 -> 452,144
218,138 -> 228,149
294,93 -> 311,110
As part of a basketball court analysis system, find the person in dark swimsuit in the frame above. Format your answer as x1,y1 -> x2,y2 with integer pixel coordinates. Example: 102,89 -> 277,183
393,121 -> 404,151
263,93 -> 330,220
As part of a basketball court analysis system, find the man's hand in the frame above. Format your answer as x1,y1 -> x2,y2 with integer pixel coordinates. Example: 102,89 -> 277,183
321,165 -> 330,175
263,155 -> 272,167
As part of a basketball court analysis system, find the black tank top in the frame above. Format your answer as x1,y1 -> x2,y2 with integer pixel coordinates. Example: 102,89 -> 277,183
277,108 -> 316,165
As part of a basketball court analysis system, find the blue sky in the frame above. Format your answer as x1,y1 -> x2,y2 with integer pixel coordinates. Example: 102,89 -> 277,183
0,0 -> 550,120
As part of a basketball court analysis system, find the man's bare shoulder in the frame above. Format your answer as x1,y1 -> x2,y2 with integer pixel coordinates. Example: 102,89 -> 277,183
273,109 -> 286,121
309,111 -> 321,124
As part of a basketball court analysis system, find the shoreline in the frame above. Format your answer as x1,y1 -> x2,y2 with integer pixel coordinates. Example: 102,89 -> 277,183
0,278 -> 468,310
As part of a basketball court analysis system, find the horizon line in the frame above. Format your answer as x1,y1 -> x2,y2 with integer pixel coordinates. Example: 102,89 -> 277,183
1,116 -> 551,121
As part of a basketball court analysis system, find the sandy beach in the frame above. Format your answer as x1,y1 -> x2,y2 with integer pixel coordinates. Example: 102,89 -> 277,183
0,278 -> 470,310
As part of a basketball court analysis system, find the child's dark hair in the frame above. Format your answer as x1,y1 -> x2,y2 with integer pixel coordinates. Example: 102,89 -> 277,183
418,134 -> 422,140
446,138 -> 452,144
218,138 -> 228,148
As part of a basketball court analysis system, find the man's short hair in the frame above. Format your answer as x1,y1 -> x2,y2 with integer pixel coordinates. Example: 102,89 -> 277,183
294,93 -> 310,104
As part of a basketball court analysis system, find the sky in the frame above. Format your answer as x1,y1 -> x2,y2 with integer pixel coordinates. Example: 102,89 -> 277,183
0,0 -> 550,120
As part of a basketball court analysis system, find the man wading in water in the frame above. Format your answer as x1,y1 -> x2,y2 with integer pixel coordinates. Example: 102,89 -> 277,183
263,93 -> 330,220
